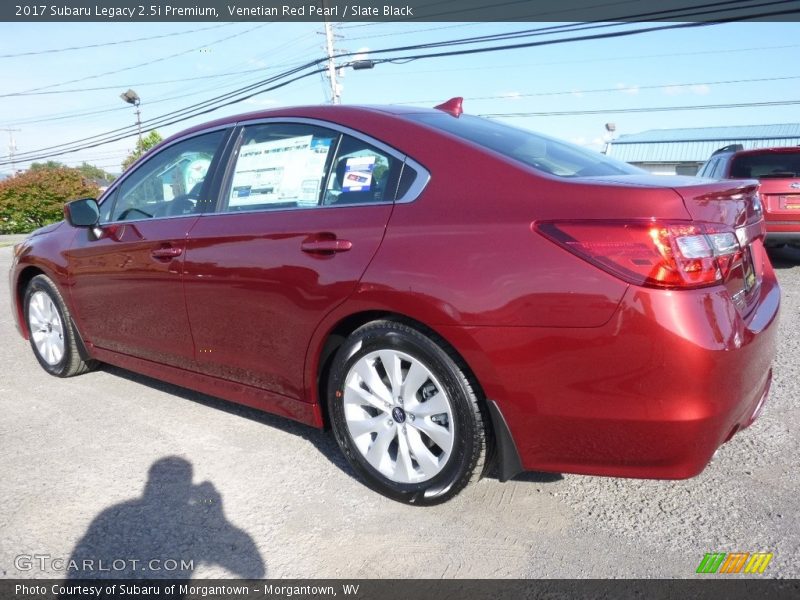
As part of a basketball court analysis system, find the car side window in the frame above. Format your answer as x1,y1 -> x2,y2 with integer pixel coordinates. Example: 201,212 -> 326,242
322,135 -> 400,206
699,157 -> 718,178
709,157 -> 725,178
224,123 -> 339,212
222,123 -> 402,213
107,130 -> 225,222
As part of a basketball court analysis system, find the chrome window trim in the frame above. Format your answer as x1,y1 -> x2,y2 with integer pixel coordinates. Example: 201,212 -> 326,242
96,124 -> 233,223
99,117 -> 432,224
221,116 -> 430,209
198,202 -> 396,218
397,156 -> 430,204
100,213 -> 203,225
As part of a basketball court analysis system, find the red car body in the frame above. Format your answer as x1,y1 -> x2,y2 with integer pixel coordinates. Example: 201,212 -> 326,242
9,103 -> 779,487
699,146 -> 800,245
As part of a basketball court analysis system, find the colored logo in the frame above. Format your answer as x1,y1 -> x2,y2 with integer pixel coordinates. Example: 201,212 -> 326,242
696,552 -> 773,574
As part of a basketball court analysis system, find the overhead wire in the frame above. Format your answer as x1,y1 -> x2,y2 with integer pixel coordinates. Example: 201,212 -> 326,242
3,0 -> 798,165
395,74 -> 800,104
481,99 -> 800,117
0,22 -> 238,58
4,22 -> 273,96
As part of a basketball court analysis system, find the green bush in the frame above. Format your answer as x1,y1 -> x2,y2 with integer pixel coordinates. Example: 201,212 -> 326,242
0,167 -> 100,234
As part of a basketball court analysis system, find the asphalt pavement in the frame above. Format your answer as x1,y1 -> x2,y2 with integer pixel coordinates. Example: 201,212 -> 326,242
1,240 -> 798,578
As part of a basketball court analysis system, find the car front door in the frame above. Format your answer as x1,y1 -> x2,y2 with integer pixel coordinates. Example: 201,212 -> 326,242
182,121 -> 403,400
66,129 -> 230,369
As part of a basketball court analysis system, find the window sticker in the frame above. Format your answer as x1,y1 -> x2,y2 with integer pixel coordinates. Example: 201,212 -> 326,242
229,135 -> 332,207
342,155 -> 376,192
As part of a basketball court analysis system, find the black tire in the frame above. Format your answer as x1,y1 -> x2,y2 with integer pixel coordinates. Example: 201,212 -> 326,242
327,320 -> 488,505
24,274 -> 96,377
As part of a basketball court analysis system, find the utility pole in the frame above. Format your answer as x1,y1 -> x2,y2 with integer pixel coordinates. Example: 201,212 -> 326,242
2,128 -> 21,173
323,14 -> 341,104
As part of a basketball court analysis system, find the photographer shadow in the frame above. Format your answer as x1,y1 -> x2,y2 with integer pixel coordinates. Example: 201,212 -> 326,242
63,456 -> 265,584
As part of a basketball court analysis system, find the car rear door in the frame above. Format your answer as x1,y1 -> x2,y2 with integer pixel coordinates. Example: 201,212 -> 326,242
182,120 -> 404,400
66,129 -> 230,369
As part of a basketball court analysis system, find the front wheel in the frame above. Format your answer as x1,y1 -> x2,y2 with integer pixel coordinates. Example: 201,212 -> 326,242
24,274 -> 96,377
327,320 -> 488,505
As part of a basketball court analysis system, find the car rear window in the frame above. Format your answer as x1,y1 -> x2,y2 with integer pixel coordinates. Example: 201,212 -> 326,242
730,151 -> 800,178
407,113 -> 641,178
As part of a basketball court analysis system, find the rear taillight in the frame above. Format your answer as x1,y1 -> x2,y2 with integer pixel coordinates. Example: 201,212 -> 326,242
535,220 -> 743,289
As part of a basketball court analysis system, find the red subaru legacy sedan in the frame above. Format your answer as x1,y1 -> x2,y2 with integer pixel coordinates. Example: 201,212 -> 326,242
9,99 -> 779,504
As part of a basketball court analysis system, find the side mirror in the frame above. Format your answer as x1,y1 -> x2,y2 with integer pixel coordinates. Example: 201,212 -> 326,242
64,198 -> 99,228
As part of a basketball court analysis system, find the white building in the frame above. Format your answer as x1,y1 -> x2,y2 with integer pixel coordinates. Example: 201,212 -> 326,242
606,123 -> 800,175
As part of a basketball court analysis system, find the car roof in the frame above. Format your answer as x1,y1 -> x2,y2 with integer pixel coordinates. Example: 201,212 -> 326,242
732,146 -> 800,157
165,104 -> 438,144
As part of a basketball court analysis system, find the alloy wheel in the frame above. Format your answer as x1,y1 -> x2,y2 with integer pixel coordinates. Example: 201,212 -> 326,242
343,349 -> 455,484
28,290 -> 65,366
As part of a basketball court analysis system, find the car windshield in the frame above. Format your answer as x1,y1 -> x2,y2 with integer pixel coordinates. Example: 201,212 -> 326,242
408,113 -> 641,178
730,151 -> 800,178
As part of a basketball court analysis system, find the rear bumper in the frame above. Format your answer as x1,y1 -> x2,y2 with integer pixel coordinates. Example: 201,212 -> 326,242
765,220 -> 800,244
442,256 -> 780,480
765,231 -> 800,245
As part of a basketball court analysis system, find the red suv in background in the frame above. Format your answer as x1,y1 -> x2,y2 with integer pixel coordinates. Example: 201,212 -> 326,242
699,145 -> 800,246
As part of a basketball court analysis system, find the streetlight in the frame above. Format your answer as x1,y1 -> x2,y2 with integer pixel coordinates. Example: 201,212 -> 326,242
120,88 -> 142,146
602,122 -> 617,155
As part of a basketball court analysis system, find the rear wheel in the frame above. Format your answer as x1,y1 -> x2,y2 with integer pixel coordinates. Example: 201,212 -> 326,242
327,320 -> 488,505
24,275 -> 95,377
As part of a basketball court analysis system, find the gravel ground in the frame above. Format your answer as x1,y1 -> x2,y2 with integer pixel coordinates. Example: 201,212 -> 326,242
0,241 -> 798,579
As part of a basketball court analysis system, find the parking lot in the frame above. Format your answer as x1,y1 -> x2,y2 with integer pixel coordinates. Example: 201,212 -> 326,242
0,240 -> 798,579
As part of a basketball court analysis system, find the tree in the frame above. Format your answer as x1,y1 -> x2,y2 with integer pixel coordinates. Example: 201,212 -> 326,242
76,162 -> 116,183
122,131 -> 163,171
30,160 -> 67,171
0,167 -> 99,234
31,160 -> 116,183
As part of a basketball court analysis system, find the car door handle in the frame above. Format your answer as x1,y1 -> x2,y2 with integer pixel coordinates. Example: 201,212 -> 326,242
301,239 -> 353,254
151,247 -> 183,259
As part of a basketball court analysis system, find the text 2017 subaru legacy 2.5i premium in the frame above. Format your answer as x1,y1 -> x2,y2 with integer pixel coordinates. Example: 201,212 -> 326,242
9,99 -> 779,504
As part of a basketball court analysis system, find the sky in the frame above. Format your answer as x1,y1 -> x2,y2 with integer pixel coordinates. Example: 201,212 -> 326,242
1,19 -> 799,175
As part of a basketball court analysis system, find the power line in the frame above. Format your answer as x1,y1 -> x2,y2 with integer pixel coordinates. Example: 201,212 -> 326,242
396,74 -> 800,104
343,22 -> 484,41
3,1 -> 796,166
3,2 -> 777,101
1,62 -> 328,165
0,23 -> 237,58
4,23 -> 272,97
1,33 -> 325,99
1,51 -> 322,127
342,0 -> 789,26
481,99 -> 800,117
367,5 -> 800,68
339,0 -> 643,25
1,68 -> 272,97
12,58 -> 319,135
331,2 -> 800,64
368,42 -> 800,78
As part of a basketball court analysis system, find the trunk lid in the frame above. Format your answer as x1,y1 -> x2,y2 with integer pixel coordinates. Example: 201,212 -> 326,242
669,179 -> 764,314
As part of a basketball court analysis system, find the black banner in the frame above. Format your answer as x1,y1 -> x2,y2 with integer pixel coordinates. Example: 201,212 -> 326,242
2,579 -> 800,600
3,0 -> 800,23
